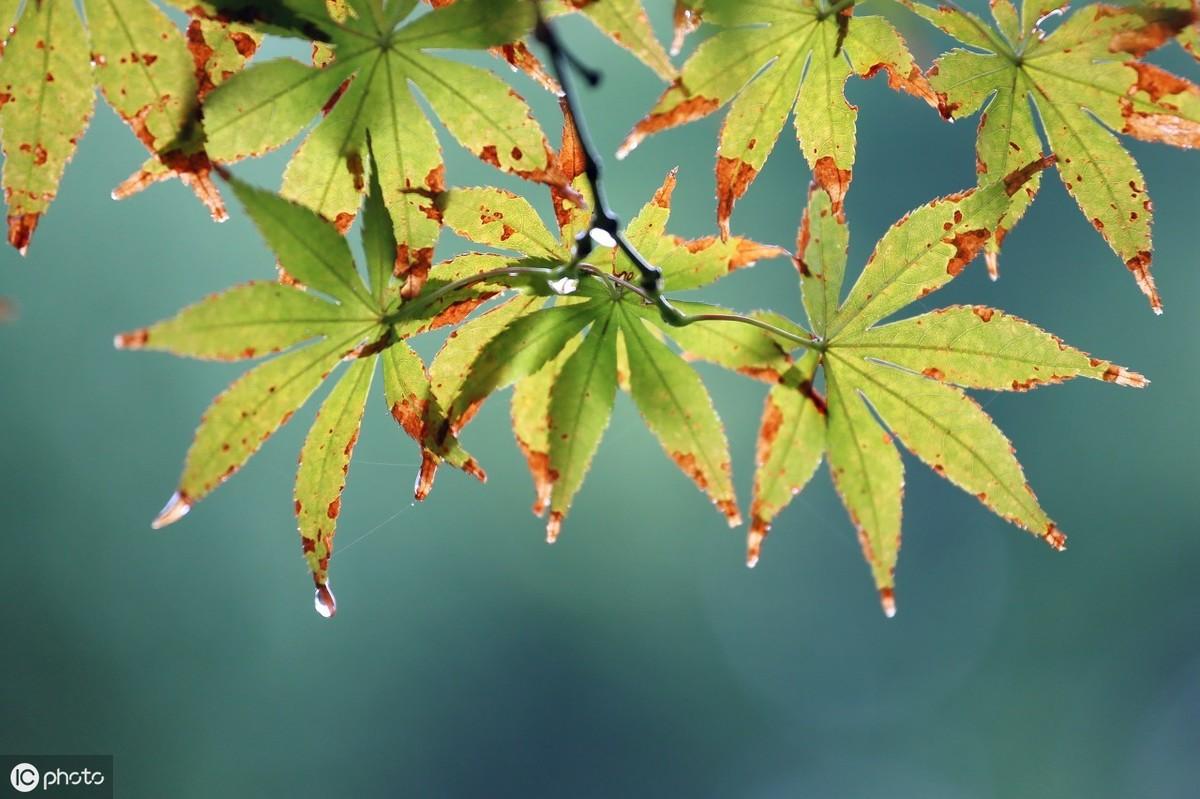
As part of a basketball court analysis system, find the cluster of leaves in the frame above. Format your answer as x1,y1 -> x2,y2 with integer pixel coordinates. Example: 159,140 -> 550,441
4,0 -> 1194,616
0,0 -> 262,250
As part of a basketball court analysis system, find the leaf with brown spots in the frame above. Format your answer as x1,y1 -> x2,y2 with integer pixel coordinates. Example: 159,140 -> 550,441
200,0 -> 557,265
620,302 -> 741,528
0,0 -> 94,254
747,166 -> 1145,615
295,356 -> 374,604
619,0 -> 936,236
909,0 -> 1200,310
112,12 -> 263,213
614,169 -> 789,290
124,170 -> 520,607
543,303 -> 621,542
747,355 -> 825,567
381,340 -> 483,503
511,331 -> 582,518
0,0 -> 279,254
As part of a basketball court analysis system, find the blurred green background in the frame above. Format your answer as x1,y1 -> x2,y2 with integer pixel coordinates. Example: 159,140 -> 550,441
2,3 -> 1198,797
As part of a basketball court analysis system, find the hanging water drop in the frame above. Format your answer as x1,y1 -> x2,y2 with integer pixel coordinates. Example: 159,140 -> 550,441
314,583 -> 337,618
151,491 -> 192,529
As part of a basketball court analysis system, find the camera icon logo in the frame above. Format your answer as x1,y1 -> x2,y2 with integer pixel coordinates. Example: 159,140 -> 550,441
9,763 -> 39,793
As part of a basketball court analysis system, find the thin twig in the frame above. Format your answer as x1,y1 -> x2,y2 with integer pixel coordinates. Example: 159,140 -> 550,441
533,5 -> 686,326
391,261 -> 821,353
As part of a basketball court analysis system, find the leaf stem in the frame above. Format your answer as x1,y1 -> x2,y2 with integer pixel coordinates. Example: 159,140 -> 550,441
575,266 -> 821,352
395,263 -> 822,354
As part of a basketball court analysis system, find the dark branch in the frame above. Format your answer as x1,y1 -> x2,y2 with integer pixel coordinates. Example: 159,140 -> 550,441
532,6 -> 686,326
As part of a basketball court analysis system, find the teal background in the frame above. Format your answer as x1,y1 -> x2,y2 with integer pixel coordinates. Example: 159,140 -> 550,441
2,4 -> 1198,797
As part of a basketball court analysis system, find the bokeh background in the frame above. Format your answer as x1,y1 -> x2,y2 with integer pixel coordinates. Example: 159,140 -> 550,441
2,3 -> 1198,796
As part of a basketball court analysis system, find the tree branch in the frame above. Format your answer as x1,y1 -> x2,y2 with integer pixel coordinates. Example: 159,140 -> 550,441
532,5 -> 687,326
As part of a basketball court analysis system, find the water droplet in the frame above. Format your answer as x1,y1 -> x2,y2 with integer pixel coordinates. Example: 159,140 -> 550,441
314,583 -> 337,618
589,228 -> 617,249
151,491 -> 192,529
548,276 -> 579,295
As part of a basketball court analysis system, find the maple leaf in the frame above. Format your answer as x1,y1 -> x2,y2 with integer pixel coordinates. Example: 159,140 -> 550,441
905,0 -> 1199,309
618,0 -> 938,237
199,0 -> 567,297
113,6 -> 264,205
431,117 -> 790,540
0,0 -> 240,253
749,160 -> 1148,617
114,153 -> 505,615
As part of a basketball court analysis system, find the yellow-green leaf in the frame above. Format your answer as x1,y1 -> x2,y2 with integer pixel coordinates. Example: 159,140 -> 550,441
295,356 -> 374,601
620,306 -> 740,527
0,0 -> 93,253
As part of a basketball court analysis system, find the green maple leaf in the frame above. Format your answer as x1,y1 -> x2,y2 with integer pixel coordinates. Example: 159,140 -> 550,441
114,153 -> 506,614
618,0 -> 937,237
429,117 -> 790,539
199,0 -> 570,298
905,0 -> 1199,310
749,159 -> 1147,617
0,0 -> 247,253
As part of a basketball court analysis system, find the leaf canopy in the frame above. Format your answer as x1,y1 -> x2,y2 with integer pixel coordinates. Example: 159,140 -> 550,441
200,0 -> 564,297
906,0 -> 1200,309
432,132 -> 791,539
0,0 -> 263,253
619,0 -> 937,236
114,162 -> 510,611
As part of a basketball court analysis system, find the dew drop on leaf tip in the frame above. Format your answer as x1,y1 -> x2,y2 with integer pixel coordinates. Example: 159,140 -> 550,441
151,491 -> 192,529
880,588 -> 897,619
314,584 -> 337,619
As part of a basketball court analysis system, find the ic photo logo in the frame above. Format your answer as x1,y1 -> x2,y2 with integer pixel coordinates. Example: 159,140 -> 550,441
8,764 -> 37,794
3,757 -> 111,797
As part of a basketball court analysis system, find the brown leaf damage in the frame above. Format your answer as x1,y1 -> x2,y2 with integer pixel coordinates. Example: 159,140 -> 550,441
716,155 -> 758,240
1124,250 -> 1163,314
618,87 -> 720,159
1119,63 -> 1200,148
812,156 -> 852,220
671,451 -> 742,527
1004,155 -> 1057,197
945,229 -> 990,276
1107,5 -> 1196,57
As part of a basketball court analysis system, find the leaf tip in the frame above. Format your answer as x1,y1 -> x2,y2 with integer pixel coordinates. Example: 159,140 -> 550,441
1043,524 -> 1067,552
414,453 -> 439,502
719,499 -> 743,528
114,328 -> 150,350
880,587 -> 897,619
7,213 -> 39,255
985,251 -> 1000,281
151,491 -> 192,529
1102,364 -> 1148,388
546,511 -> 563,544
746,521 -> 767,568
